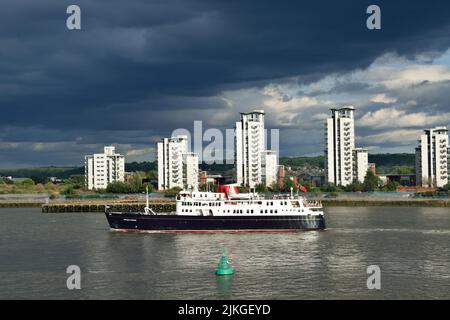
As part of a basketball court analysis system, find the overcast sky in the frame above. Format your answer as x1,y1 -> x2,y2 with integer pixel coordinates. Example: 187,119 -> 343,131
1,0 -> 450,167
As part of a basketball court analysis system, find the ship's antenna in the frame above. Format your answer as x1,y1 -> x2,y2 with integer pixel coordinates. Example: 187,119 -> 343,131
146,185 -> 149,209
144,185 -> 150,214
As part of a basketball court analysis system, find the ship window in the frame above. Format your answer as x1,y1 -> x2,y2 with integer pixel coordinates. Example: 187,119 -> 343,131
275,210 -> 278,213
265,210 -> 268,213
270,210 -> 273,214
251,210 -> 254,214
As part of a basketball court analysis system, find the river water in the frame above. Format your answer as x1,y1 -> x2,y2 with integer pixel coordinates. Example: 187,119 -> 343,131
0,207 -> 449,299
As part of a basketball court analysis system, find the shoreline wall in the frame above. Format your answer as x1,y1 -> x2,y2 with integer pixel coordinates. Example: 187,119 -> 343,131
1,198 -> 449,212
34,198 -> 450,212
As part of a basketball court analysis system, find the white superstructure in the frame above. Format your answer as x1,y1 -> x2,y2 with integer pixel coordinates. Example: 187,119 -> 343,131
85,146 -> 125,190
415,126 -> 449,188
175,188 -> 323,217
157,135 -> 199,190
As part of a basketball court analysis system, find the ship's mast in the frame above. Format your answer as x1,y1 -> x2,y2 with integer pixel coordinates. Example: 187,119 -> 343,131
144,185 -> 150,214
146,185 -> 149,208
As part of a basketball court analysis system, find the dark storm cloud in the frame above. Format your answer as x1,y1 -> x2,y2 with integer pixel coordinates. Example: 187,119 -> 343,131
2,0 -> 450,165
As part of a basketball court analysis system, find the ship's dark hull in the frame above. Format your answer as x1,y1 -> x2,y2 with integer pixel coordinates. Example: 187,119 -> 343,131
105,212 -> 326,232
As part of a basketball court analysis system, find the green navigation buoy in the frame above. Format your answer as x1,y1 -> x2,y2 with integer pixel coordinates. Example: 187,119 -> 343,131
215,247 -> 234,276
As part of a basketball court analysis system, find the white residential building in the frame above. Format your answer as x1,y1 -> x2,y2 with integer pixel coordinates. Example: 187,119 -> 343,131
415,126 -> 449,188
235,110 -> 266,188
353,147 -> 369,183
183,152 -> 199,190
157,135 -> 199,190
85,146 -> 125,190
325,106 -> 369,186
262,150 -> 278,187
325,106 -> 356,186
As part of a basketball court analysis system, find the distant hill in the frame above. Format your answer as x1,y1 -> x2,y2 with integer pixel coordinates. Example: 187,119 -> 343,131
0,153 -> 416,180
0,166 -> 83,180
0,162 -> 157,180
125,161 -> 156,172
368,153 -> 415,167
280,156 -> 324,169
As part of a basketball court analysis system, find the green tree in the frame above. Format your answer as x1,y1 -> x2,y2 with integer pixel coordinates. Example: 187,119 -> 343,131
384,180 -> 399,192
237,186 -> 249,193
17,178 -> 35,186
320,183 -> 342,192
255,183 -> 268,193
269,181 -> 279,192
146,170 -> 157,179
106,181 -> 130,193
66,175 -> 85,189
363,170 -> 380,192
61,185 -> 76,195
344,182 -> 364,192
392,165 -> 415,174
164,187 -> 182,197
284,177 -> 296,192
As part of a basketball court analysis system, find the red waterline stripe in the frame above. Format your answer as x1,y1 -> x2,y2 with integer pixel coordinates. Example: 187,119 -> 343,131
110,228 -> 323,233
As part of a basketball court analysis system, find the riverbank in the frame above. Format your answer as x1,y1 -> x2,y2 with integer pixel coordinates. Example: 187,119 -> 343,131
321,198 -> 450,207
34,198 -> 450,212
41,200 -> 174,213
0,197 -> 449,212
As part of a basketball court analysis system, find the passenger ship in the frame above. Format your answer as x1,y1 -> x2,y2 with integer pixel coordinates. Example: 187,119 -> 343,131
105,185 -> 326,232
